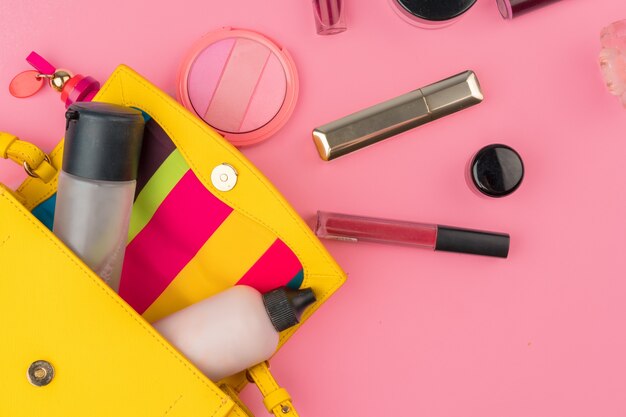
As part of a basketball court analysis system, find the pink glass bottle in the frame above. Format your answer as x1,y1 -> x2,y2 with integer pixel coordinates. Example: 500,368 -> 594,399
312,0 -> 347,35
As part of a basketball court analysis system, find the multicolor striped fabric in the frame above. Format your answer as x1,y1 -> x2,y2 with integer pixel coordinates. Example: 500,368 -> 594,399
31,119 -> 304,321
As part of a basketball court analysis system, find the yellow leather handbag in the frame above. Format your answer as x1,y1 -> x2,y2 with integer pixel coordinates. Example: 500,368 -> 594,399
0,65 -> 346,416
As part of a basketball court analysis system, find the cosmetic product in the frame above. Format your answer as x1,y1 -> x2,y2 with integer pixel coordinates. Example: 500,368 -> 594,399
313,70 -> 483,161
496,0 -> 560,20
53,102 -> 145,292
153,286 -> 316,381
315,211 -> 510,258
9,51 -> 100,107
390,0 -> 477,28
312,0 -> 347,35
468,144 -> 524,198
600,19 -> 626,107
178,28 -> 299,147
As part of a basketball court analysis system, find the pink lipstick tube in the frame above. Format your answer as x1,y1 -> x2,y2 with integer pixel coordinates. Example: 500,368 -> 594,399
312,0 -> 347,35
315,211 -> 510,258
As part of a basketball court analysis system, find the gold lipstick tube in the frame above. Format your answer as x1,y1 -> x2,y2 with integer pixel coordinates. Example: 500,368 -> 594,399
312,70 -> 484,161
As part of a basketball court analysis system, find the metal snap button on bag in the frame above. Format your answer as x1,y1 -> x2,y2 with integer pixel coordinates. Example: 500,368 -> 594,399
27,360 -> 54,386
211,163 -> 238,191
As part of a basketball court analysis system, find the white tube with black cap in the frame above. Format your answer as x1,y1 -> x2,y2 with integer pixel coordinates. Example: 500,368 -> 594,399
153,286 -> 316,381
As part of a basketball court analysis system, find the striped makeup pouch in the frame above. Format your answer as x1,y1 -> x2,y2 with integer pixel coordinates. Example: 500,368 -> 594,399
120,120 -> 306,321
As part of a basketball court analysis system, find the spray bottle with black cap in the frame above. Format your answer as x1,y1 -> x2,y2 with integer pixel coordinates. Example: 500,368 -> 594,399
53,102 -> 145,292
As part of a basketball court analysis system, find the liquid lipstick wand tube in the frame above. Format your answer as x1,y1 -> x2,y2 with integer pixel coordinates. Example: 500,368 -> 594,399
315,211 -> 510,258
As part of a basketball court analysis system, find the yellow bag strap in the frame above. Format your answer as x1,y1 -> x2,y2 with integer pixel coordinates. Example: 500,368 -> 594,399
0,132 -> 57,183
247,362 -> 300,417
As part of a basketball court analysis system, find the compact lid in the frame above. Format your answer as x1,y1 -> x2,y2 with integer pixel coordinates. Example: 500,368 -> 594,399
262,287 -> 316,332
395,0 -> 478,21
471,144 -> 524,197
178,28 -> 299,147
63,102 -> 145,181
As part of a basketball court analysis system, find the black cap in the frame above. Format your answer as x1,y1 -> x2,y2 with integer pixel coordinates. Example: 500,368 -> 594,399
470,144 -> 524,198
396,0 -> 477,21
262,287 -> 316,332
498,0 -> 560,19
63,102 -> 145,181
436,226 -> 510,258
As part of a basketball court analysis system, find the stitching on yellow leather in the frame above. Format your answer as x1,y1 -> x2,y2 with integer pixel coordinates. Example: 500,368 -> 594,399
25,179 -> 57,209
0,234 -> 10,247
12,148 -> 35,165
118,71 -> 127,105
13,140 -> 47,166
98,67 -> 121,97
220,384 -> 253,417
21,134 -> 63,206
234,376 -> 248,392
249,366 -> 269,395
19,173 -> 58,210
0,193 -> 231,416
163,394 -> 183,416
0,132 -> 18,158
50,142 -> 63,159
226,404 -> 249,417
249,366 -> 297,416
263,388 -> 291,411
16,146 -> 60,199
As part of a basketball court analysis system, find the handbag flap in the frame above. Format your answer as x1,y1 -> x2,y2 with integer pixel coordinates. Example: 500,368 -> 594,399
0,186 -> 235,417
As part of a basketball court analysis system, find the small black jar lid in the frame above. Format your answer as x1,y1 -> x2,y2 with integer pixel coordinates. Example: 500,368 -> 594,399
471,144 -> 524,197
396,0 -> 478,21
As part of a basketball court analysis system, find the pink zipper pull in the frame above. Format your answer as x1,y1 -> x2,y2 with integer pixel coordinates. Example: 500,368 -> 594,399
9,51 -> 57,99
26,51 -> 56,75
9,50 -> 100,105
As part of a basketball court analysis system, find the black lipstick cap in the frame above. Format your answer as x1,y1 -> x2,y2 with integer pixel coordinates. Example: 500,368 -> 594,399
436,226 -> 510,258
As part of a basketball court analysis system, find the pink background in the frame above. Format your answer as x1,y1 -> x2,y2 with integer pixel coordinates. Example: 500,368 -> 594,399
2,0 -> 626,415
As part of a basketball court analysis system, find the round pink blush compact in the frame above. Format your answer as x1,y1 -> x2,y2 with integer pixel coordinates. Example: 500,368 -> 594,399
178,28 -> 299,146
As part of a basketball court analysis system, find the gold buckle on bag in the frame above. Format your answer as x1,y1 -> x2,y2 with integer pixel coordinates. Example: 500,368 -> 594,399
23,154 -> 52,179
